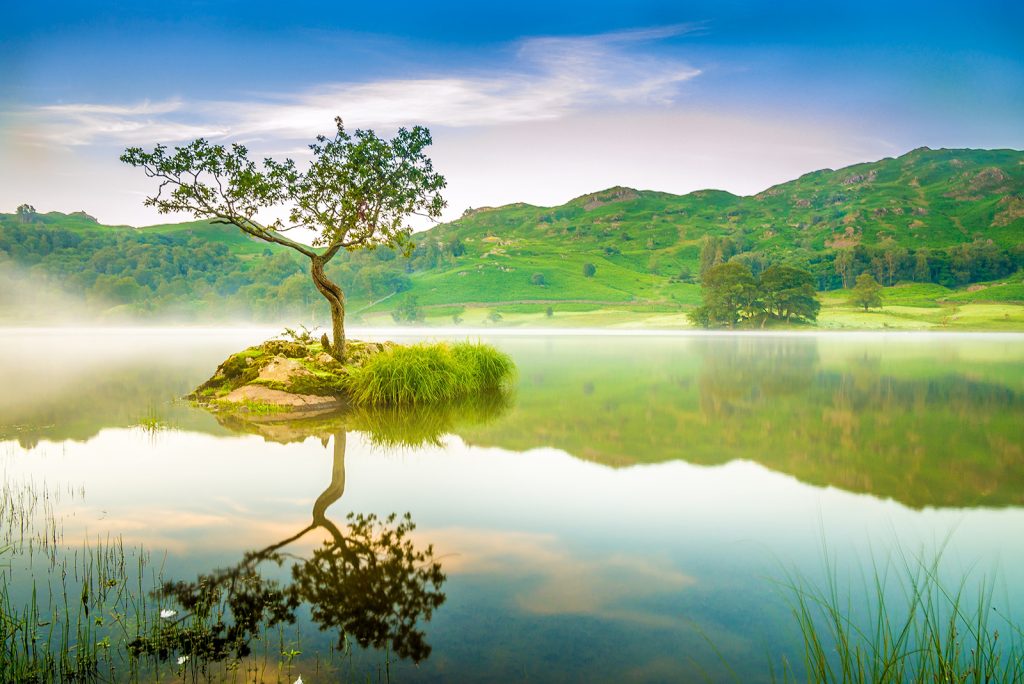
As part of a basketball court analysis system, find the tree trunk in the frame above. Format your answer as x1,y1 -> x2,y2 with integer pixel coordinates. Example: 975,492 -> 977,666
310,255 -> 346,360
312,432 -> 346,525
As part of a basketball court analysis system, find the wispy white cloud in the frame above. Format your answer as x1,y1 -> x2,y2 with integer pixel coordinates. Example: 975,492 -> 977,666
14,26 -> 701,146
39,99 -> 185,116
25,98 -> 227,146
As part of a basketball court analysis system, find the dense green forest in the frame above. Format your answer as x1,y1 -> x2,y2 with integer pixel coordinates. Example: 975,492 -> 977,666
0,214 -> 425,321
1,147 -> 1022,323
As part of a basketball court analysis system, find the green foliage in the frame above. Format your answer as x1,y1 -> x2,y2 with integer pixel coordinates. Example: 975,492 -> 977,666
15,204 -> 36,223
280,325 -> 320,344
699,235 -> 738,277
120,118 -> 446,255
530,272 -> 546,286
450,341 -> 516,389
690,262 -> 821,327
404,147 -> 1022,310
349,391 -> 511,448
582,262 -> 597,278
120,117 -> 447,356
0,214 -> 418,320
3,148 -> 1022,325
850,273 -> 883,310
689,261 -> 759,328
761,264 -> 821,322
345,342 -> 514,406
391,294 -> 424,323
446,237 -> 465,257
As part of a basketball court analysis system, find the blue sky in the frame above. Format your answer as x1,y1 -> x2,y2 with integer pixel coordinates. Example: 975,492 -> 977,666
2,0 -> 1022,226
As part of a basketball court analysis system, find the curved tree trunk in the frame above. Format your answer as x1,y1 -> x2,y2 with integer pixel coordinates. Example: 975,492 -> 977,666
310,255 -> 346,360
312,431 -> 347,525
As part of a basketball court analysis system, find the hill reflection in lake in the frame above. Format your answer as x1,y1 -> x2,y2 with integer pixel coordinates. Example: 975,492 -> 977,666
2,329 -> 1020,508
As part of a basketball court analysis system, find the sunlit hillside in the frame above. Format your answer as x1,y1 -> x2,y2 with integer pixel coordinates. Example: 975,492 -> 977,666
2,148 -> 1022,327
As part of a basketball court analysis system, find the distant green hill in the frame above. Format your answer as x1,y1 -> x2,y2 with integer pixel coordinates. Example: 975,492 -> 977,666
1,147 -> 1022,327
392,147 -> 1022,299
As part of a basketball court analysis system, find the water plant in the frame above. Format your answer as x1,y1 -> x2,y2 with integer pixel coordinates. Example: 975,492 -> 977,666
774,546 -> 1024,683
0,468 -> 440,683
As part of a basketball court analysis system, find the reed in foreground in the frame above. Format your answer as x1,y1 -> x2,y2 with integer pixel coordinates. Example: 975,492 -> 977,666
774,548 -> 1024,683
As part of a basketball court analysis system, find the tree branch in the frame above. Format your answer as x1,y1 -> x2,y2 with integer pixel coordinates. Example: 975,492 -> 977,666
212,215 -> 318,259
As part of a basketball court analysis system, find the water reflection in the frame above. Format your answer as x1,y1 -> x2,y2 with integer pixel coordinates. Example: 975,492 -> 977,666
1,331 -> 1021,508
130,393 -> 516,668
214,390 -> 511,448
459,336 -> 1024,508
133,431 -> 445,664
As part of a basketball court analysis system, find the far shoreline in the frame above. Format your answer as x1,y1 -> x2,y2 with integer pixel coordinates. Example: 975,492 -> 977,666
1,324 -> 1023,340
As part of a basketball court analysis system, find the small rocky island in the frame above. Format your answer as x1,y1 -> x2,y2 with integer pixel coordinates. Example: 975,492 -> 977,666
190,336 -> 515,416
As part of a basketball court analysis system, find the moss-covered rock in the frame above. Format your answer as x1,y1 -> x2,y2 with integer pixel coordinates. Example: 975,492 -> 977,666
191,338 -> 392,409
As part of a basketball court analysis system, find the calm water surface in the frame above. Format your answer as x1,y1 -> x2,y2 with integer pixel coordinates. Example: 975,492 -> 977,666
1,328 -> 1022,682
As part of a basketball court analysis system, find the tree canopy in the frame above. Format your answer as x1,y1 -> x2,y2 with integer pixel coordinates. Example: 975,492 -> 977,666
121,117 -> 446,358
689,261 -> 820,328
760,264 -> 821,322
849,273 -> 883,311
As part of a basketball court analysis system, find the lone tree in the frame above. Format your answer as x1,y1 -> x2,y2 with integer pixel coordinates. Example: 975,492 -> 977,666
849,272 -> 883,311
121,117 -> 446,360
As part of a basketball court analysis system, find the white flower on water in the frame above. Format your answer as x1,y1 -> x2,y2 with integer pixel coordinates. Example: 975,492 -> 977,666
160,609 -> 177,619
177,655 -> 189,665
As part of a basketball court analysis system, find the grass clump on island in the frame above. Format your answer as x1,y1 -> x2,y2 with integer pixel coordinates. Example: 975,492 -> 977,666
347,342 -> 515,406
191,333 -> 515,412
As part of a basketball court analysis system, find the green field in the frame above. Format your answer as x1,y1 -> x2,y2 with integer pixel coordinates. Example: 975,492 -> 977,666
2,147 -> 1022,328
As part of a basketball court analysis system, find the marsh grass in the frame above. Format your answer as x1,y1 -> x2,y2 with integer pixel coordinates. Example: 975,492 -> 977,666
774,546 -> 1024,683
132,408 -> 170,435
346,341 -> 515,406
0,478 -> 400,682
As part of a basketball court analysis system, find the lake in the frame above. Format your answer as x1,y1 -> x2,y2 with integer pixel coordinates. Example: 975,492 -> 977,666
1,328 -> 1022,682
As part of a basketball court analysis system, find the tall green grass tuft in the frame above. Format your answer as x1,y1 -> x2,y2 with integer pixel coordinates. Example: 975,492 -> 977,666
450,341 -> 516,390
346,341 -> 515,406
775,547 -> 1024,683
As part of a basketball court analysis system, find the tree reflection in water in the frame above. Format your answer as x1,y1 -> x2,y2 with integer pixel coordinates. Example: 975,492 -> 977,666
131,392 -> 510,667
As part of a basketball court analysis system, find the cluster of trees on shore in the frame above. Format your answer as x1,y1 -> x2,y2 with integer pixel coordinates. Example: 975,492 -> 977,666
688,262 -> 821,328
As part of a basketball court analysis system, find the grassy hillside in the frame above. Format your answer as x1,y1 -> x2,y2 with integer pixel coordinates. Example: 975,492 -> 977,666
384,147 -> 1022,305
1,147 -> 1022,327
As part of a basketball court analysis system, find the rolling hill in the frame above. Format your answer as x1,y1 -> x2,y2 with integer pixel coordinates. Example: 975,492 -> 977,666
1,147 -> 1022,328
